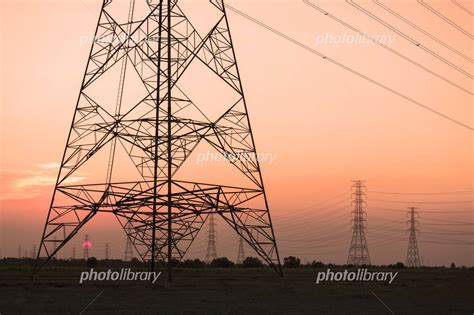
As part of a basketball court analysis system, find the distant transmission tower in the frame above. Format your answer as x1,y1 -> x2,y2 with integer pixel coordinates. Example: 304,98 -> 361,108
205,214 -> 217,263
53,237 -> 57,259
124,223 -> 133,261
347,180 -> 371,265
18,245 -> 21,259
105,243 -> 110,260
236,235 -> 245,264
72,247 -> 76,260
83,235 -> 90,260
34,0 -> 281,277
31,244 -> 37,259
406,207 -> 421,267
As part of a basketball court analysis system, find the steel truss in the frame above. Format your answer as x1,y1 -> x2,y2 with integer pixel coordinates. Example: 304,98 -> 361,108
34,0 -> 281,275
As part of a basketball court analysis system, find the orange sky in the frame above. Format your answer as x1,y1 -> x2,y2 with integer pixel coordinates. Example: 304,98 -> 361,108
0,0 -> 472,265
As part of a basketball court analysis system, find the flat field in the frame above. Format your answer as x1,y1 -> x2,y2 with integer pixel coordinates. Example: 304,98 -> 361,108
0,267 -> 472,314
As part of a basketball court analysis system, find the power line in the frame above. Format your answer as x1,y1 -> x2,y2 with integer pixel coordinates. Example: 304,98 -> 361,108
369,207 -> 474,214
371,199 -> 474,204
420,240 -> 474,246
418,0 -> 474,39
274,198 -> 351,224
276,217 -> 348,235
273,191 -> 351,219
276,205 -> 352,226
421,209 -> 474,214
451,0 -> 474,16
369,190 -> 474,196
423,223 -> 474,226
421,217 -> 474,224
347,0 -> 473,78
373,0 -> 473,63
224,4 -> 473,131
422,231 -> 474,236
303,0 -> 473,95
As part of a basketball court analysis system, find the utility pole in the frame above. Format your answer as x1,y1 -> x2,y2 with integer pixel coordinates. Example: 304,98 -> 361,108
406,207 -> 421,267
72,247 -> 76,260
347,180 -> 371,265
205,214 -> 217,263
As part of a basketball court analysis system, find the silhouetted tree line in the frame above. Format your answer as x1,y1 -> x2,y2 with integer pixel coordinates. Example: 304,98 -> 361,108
1,256 -> 472,270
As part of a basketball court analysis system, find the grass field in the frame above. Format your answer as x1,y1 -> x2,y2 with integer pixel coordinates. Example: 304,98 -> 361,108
0,266 -> 473,314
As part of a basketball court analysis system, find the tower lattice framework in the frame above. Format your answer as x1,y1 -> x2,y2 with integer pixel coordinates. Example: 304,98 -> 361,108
205,214 -> 217,263
236,234 -> 245,264
406,207 -> 421,267
34,0 -> 281,275
124,222 -> 134,261
347,180 -> 371,265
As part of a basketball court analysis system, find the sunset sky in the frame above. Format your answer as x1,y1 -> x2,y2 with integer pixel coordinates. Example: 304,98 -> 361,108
0,0 -> 472,265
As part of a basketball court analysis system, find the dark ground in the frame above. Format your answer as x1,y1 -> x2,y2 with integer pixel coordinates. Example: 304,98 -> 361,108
0,267 -> 473,314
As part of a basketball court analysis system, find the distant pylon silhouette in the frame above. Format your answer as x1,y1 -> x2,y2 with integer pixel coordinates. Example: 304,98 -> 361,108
124,222 -> 134,261
31,244 -> 37,259
205,214 -> 217,263
105,243 -> 110,260
34,0 -> 281,276
83,235 -> 90,260
53,237 -> 57,259
347,180 -> 371,265
406,207 -> 421,267
72,247 -> 76,260
236,235 -> 245,264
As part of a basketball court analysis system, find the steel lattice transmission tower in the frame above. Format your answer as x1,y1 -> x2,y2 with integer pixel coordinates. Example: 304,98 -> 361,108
53,237 -> 58,259
105,243 -> 110,260
236,235 -> 245,264
124,222 -> 134,261
34,0 -> 281,276
83,235 -> 91,260
205,214 -> 217,263
406,207 -> 421,267
347,180 -> 371,265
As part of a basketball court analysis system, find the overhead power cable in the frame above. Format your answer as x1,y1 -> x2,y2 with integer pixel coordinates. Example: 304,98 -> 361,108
303,0 -> 473,95
368,190 -> 474,195
418,0 -> 474,39
224,4 -> 474,131
451,0 -> 474,16
374,0 -> 473,62
346,0 -> 473,78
